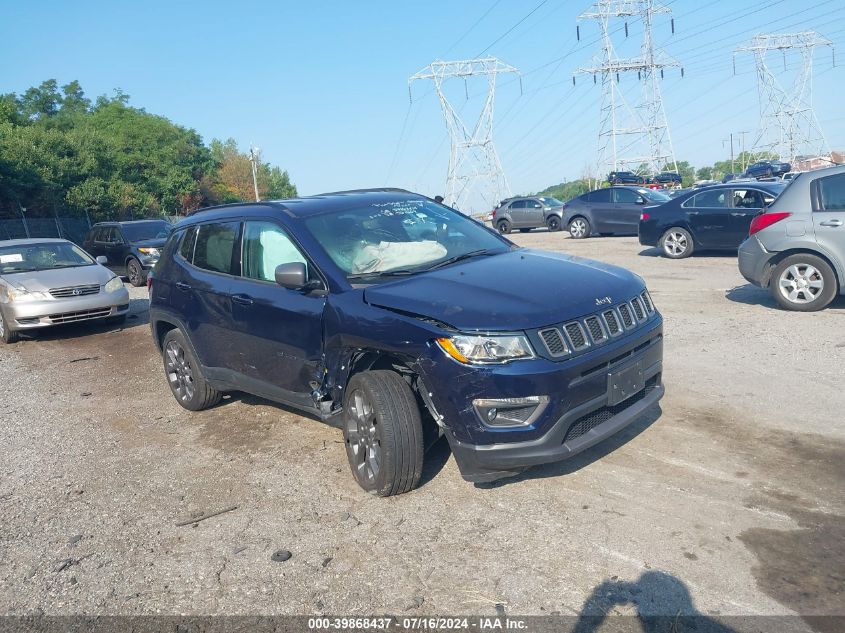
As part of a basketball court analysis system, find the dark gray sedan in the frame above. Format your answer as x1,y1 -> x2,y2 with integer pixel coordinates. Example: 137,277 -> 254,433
0,239 -> 130,343
562,187 -> 671,239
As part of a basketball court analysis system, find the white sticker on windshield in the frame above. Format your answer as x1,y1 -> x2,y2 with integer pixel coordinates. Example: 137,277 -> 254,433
0,254 -> 23,263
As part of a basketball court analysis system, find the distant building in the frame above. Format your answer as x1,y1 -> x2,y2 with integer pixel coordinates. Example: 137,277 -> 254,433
792,151 -> 843,171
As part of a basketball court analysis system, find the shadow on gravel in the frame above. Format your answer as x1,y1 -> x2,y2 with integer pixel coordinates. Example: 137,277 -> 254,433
476,405 -> 662,489
726,284 -> 845,312
15,296 -> 150,343
638,247 -> 739,259
570,570 -> 738,633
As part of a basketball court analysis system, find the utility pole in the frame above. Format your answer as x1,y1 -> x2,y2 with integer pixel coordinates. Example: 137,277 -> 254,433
722,133 -> 735,174
248,145 -> 261,202
410,57 -> 520,213
738,130 -> 750,171
575,0 -> 682,179
735,31 -> 834,164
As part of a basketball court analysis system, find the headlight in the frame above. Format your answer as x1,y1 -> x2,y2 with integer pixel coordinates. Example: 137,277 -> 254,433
6,286 -> 48,302
104,276 -> 124,293
138,248 -> 160,257
436,334 -> 535,364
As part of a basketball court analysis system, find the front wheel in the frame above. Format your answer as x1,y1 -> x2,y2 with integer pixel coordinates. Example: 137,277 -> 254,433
771,254 -> 837,312
547,216 -> 562,232
127,258 -> 146,287
568,217 -> 590,239
660,227 -> 694,259
496,220 -> 512,234
0,308 -> 19,344
343,370 -> 424,496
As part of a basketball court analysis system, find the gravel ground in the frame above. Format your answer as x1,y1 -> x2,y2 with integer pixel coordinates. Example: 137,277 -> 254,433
0,234 -> 842,629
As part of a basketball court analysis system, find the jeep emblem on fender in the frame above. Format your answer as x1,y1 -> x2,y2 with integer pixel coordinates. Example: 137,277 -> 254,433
595,296 -> 612,306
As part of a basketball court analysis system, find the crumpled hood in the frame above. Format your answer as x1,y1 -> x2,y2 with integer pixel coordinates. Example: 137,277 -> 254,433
363,249 -> 644,331
2,265 -> 115,292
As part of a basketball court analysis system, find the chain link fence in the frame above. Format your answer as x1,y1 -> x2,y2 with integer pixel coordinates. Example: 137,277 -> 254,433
0,216 -> 92,245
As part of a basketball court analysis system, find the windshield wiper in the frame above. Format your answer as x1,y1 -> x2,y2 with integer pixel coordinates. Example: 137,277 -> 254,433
347,269 -> 418,281
424,249 -> 498,271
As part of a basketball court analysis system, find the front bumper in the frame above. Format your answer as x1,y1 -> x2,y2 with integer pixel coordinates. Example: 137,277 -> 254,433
737,236 -> 773,288
419,318 -> 664,482
5,289 -> 131,331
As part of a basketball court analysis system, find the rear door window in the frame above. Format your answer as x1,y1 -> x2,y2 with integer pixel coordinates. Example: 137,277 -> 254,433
193,222 -> 240,275
817,173 -> 845,210
510,200 -> 526,209
589,189 -> 612,203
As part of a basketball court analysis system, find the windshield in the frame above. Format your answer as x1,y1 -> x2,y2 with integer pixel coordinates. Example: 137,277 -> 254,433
539,197 -> 564,207
639,189 -> 671,203
121,221 -> 170,242
304,199 -> 510,281
0,242 -> 94,274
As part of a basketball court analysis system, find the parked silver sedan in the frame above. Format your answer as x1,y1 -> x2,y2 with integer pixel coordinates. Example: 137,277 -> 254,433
0,238 -> 130,343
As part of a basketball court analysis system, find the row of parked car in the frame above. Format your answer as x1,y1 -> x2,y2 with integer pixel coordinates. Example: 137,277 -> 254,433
492,165 -> 845,312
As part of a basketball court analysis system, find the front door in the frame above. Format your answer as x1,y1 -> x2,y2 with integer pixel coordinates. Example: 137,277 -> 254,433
727,188 -> 771,248
526,199 -> 545,226
813,172 -> 845,275
685,188 -> 731,249
98,227 -> 126,273
228,220 -> 326,398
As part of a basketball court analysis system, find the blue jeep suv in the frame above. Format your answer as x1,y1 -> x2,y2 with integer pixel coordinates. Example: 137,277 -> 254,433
149,190 -> 664,495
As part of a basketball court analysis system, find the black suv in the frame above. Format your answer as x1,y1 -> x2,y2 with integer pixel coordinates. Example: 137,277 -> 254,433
149,190 -> 663,496
651,172 -> 682,186
83,220 -> 170,286
743,160 -> 791,179
608,171 -> 644,185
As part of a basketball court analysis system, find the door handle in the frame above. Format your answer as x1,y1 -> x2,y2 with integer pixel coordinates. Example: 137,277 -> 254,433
820,219 -> 843,227
231,294 -> 254,306
731,212 -> 745,217
687,211 -> 699,215
175,282 -> 192,291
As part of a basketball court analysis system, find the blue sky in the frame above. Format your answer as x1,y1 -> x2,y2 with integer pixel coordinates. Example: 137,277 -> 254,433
2,0 -> 844,212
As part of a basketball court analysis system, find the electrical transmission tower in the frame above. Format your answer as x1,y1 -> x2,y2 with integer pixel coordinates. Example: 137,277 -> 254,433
409,57 -> 519,212
734,32 -> 834,164
575,0 -> 680,179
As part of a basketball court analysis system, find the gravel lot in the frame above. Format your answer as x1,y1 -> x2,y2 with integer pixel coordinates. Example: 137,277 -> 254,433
0,234 -> 842,629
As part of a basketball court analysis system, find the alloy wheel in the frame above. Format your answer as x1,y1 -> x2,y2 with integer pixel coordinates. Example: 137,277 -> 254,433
345,389 -> 381,485
128,261 -> 141,286
663,231 -> 688,256
570,219 -> 587,238
778,263 -> 824,305
548,217 -> 560,231
165,339 -> 195,402
0,311 -> 5,338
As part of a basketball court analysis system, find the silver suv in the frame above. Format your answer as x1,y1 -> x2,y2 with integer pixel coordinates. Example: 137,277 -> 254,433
738,165 -> 845,311
492,196 -> 565,234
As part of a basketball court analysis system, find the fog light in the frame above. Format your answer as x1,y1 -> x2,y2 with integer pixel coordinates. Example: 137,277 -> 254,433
472,396 -> 549,428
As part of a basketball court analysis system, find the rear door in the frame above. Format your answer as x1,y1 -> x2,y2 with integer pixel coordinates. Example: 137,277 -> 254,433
227,219 -> 326,399
683,189 -> 732,248
727,188 -> 772,248
612,187 -> 645,234
812,173 -> 845,274
587,188 -> 614,232
508,200 -> 527,227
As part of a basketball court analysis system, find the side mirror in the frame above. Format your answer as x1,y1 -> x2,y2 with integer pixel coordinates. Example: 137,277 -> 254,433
96,256 -> 108,265
637,198 -> 647,205
275,262 -> 307,289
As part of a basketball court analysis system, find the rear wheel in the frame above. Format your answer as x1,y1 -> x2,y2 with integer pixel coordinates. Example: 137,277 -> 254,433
343,370 -> 424,496
0,308 -> 19,344
127,258 -> 145,287
660,227 -> 694,259
162,329 -> 221,411
568,217 -> 590,239
771,254 -> 837,312
496,219 -> 512,235
547,216 -> 562,232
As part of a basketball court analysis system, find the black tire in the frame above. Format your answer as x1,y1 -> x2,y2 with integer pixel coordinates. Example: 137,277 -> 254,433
660,227 -> 694,259
518,228 -> 531,233
342,370 -> 424,497
161,329 -> 222,411
0,307 -> 19,344
547,216 -> 562,232
568,216 -> 591,239
127,258 -> 146,287
496,220 -> 512,235
770,254 -> 837,312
